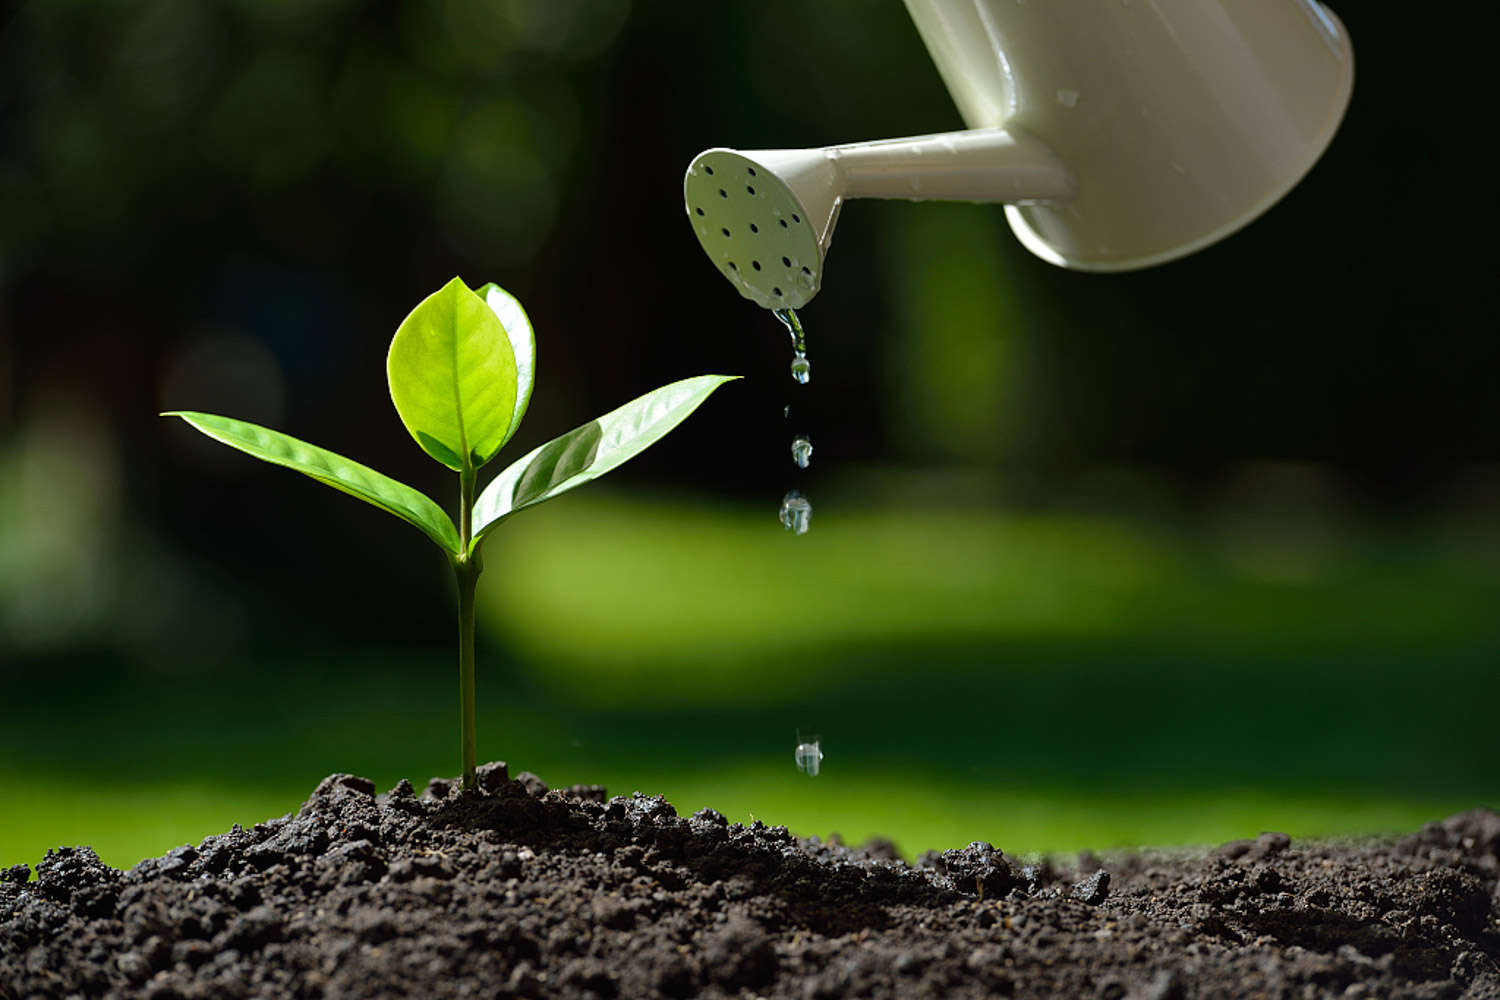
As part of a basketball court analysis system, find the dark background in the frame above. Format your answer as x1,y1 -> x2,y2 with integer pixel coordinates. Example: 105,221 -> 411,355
1,1 -> 1497,863
3,3 -> 1495,642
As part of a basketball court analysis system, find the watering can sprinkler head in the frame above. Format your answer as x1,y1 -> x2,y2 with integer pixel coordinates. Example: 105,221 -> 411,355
684,146 -> 842,312
684,130 -> 1074,310
685,0 -> 1354,310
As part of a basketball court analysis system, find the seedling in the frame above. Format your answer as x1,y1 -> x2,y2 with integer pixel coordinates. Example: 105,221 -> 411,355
165,277 -> 736,791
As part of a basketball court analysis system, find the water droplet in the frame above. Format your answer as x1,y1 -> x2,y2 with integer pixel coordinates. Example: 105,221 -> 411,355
790,353 -> 810,384
909,177 -> 923,194
779,490 -> 811,535
1056,89 -> 1079,108
794,739 -> 823,776
783,405 -> 790,419
791,435 -> 813,469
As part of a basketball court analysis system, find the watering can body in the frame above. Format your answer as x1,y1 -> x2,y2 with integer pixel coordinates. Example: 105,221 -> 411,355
904,0 -> 1354,271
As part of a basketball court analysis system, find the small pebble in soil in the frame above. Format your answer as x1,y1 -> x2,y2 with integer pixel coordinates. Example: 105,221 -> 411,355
941,842 -> 1019,899
475,760 -> 509,793
515,771 -> 549,797
1071,869 -> 1112,905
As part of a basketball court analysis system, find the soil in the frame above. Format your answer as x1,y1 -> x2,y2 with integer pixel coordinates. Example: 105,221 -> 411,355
3,765 -> 1498,999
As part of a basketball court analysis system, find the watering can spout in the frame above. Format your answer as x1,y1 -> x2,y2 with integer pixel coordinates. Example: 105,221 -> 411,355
685,0 -> 1353,309
685,128 -> 1074,311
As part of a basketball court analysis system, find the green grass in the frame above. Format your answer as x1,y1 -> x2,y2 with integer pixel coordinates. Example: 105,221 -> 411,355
478,491 -> 1500,701
3,489 -> 1497,869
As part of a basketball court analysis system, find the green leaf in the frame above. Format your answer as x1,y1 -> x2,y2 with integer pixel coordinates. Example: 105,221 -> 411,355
475,282 -> 535,451
163,411 -> 460,556
471,374 -> 738,549
387,276 -> 518,472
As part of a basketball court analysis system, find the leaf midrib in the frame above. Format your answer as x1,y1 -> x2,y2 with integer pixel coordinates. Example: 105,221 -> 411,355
451,312 -> 470,469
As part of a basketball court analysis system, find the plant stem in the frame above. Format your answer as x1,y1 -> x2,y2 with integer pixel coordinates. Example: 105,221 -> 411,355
456,466 -> 479,792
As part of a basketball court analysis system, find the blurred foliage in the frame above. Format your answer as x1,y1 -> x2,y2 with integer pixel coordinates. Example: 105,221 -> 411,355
2,492 -> 1497,867
481,492 -> 1500,703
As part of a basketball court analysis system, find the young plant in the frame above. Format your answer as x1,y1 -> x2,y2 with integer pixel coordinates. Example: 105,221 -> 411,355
165,277 -> 736,791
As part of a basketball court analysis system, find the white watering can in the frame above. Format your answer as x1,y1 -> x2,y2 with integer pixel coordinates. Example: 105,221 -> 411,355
684,0 -> 1354,310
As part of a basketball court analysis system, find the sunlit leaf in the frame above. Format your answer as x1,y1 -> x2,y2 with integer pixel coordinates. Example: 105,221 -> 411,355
475,282 -> 535,451
471,374 -> 738,549
387,276 -> 517,472
163,411 -> 459,556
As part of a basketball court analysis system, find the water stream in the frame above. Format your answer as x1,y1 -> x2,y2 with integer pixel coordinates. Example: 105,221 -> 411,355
775,307 -> 810,385
774,307 -> 813,534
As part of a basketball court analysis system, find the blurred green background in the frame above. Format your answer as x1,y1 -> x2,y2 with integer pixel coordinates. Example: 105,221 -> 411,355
2,2 -> 1496,869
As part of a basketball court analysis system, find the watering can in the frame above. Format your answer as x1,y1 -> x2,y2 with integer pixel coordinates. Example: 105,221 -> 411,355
684,0 -> 1353,310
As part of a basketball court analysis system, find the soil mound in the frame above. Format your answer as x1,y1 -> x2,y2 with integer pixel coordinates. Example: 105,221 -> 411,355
4,766 -> 1498,998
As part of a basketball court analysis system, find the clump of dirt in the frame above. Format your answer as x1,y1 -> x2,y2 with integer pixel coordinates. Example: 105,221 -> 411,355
3,764 -> 1498,999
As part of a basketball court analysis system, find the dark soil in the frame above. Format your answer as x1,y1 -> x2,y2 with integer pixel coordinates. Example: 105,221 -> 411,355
4,765 -> 1498,999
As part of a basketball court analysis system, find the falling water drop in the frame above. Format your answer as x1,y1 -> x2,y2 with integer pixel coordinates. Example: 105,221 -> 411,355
779,490 -> 811,535
794,737 -> 823,777
790,353 -> 811,384
791,435 -> 813,469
